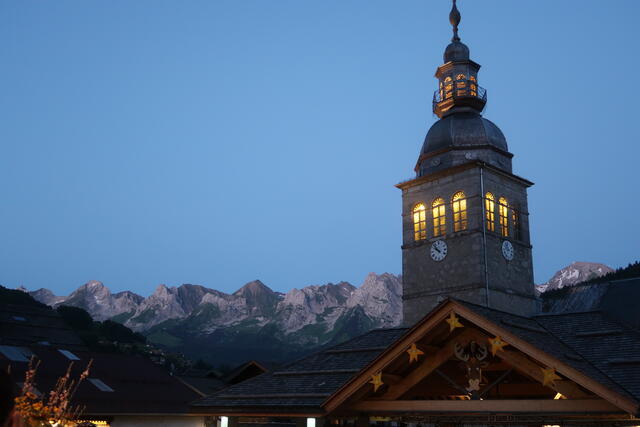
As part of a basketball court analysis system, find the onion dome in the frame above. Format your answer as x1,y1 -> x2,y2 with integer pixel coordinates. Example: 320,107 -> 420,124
421,112 -> 507,155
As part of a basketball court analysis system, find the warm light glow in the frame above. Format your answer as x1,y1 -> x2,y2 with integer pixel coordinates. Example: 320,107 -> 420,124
452,191 -> 467,232
456,74 -> 467,94
432,198 -> 446,237
307,418 -> 316,427
512,207 -> 521,240
499,197 -> 509,237
554,392 -> 565,400
221,416 -> 229,427
413,203 -> 427,241
485,192 -> 495,231
76,422 -> 109,427
444,76 -> 453,99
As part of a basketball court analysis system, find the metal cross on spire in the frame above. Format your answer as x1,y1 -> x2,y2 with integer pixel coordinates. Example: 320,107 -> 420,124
449,0 -> 461,42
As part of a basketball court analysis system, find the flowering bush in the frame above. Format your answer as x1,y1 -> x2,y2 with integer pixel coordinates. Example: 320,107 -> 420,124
14,357 -> 92,427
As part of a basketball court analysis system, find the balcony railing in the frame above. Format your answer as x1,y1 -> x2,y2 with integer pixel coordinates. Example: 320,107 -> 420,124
432,81 -> 487,113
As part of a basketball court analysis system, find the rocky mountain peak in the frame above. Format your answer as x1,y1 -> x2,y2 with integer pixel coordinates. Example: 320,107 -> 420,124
234,280 -> 274,297
29,288 -> 66,306
233,280 -> 280,316
536,261 -> 613,293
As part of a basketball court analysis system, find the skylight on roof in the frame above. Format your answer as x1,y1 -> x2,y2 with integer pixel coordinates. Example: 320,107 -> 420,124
88,378 -> 114,392
0,345 -> 32,362
58,349 -> 80,360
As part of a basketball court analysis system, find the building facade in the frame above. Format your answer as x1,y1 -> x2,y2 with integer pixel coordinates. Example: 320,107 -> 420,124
398,1 -> 537,325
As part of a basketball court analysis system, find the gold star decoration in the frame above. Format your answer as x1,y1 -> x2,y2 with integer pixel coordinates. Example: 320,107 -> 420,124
541,367 -> 562,387
407,343 -> 425,363
488,336 -> 509,356
369,372 -> 384,392
445,312 -> 464,333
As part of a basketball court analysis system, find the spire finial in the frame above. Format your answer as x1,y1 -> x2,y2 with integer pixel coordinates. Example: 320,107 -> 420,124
449,0 -> 461,42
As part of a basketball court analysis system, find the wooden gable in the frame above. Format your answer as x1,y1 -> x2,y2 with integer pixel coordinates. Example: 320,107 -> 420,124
323,300 -> 639,417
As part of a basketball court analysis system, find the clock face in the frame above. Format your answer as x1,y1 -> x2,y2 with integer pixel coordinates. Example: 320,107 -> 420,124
430,240 -> 448,262
502,240 -> 514,261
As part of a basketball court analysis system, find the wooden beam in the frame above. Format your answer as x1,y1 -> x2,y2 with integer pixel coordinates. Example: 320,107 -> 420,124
488,382 -> 560,397
381,329 -> 477,400
454,304 -> 639,414
351,399 -> 622,414
497,349 -> 589,399
322,303 -> 455,412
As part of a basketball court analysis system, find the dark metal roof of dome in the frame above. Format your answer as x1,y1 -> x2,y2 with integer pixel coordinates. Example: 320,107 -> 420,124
421,112 -> 508,155
444,41 -> 469,62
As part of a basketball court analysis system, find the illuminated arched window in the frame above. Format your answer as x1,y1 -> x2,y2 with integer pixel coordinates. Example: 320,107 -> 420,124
413,203 -> 427,241
455,74 -> 467,96
499,197 -> 509,237
485,192 -> 495,232
444,77 -> 453,99
469,75 -> 477,96
452,191 -> 467,232
432,198 -> 446,237
512,205 -> 521,241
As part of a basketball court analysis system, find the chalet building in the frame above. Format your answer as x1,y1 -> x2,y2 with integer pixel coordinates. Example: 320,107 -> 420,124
190,2 -> 640,426
0,303 -> 209,426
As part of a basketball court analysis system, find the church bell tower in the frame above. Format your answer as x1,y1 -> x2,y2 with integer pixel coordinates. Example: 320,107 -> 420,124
398,1 -> 537,325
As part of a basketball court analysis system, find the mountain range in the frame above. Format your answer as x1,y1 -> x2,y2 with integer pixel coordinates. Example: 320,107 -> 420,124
24,262 -> 611,366
27,273 -> 402,365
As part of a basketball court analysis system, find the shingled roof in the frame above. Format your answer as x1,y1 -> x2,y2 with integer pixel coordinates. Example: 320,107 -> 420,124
1,346 -> 202,415
0,303 -> 87,351
190,328 -> 408,413
191,298 -> 640,415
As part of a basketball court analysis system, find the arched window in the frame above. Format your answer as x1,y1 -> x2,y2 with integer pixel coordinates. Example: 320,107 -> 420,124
432,198 -> 446,237
485,192 -> 495,232
469,75 -> 477,96
452,191 -> 467,232
455,74 -> 467,96
499,197 -> 509,237
444,77 -> 453,99
413,203 -> 427,241
512,205 -> 521,241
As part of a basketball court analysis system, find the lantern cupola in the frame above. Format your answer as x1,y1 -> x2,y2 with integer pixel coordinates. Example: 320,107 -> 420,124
433,0 -> 486,118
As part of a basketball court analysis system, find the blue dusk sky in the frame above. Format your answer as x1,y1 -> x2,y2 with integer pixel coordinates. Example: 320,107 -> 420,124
1,1 -> 638,296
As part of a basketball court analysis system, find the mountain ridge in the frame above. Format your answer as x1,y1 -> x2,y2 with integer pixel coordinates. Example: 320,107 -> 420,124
24,262 -> 616,365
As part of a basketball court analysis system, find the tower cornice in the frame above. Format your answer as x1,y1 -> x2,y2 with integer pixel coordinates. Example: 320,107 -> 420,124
396,161 -> 534,191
